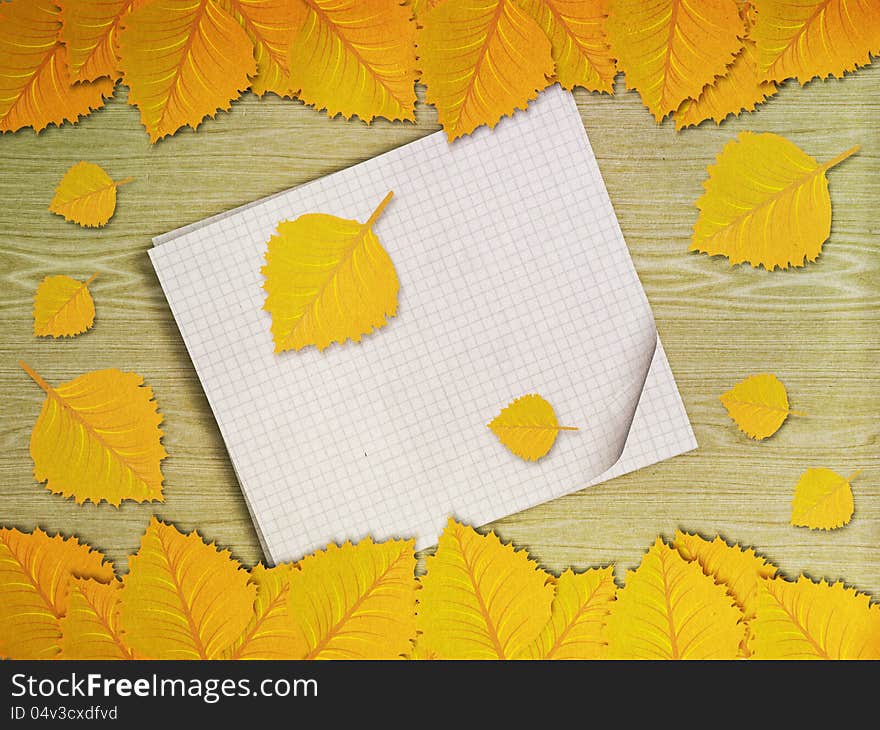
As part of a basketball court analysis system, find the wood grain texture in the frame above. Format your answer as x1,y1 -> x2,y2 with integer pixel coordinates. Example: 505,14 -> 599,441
1,70 -> 878,596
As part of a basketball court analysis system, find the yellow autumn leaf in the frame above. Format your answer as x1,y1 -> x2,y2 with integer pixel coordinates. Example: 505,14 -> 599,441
117,0 -> 256,142
50,161 -> 132,229
719,373 -> 795,440
226,564 -> 305,659
523,566 -> 616,659
751,0 -> 880,84
692,132 -> 859,270
488,393 -> 578,462
606,538 -> 745,659
0,528 -> 114,660
20,361 -> 167,506
517,0 -> 617,93
416,519 -> 554,659
59,578 -> 133,660
607,0 -> 745,122
289,0 -> 417,122
0,0 -> 114,134
120,518 -> 257,660
751,575 -> 880,659
418,0 -> 554,139
33,274 -> 98,338
791,467 -> 860,530
262,191 -> 400,353
289,538 -> 417,659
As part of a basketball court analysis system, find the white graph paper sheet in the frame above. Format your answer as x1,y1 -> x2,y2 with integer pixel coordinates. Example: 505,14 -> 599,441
150,86 -> 697,564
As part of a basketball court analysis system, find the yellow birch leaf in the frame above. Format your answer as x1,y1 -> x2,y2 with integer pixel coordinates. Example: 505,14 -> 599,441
0,528 -> 114,660
289,0 -> 418,122
288,538 -> 417,659
117,0 -> 256,142
226,564 -> 306,659
691,132 -> 859,269
791,467 -> 859,530
33,273 -> 98,338
488,393 -> 578,462
516,0 -> 617,93
120,518 -> 257,660
0,0 -> 114,134
59,578 -> 133,660
57,0 -> 150,83
751,0 -> 880,84
418,0 -> 554,140
523,566 -> 616,659
607,0 -> 745,122
262,191 -> 400,353
719,373 -> 795,440
606,538 -> 745,659
50,162 -> 131,228
752,575 -> 880,659
20,361 -> 167,506
416,518 -> 554,659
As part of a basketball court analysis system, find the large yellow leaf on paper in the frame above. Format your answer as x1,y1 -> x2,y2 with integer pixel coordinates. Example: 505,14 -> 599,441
719,373 -> 793,440
418,0 -> 554,139
120,518 -> 257,660
791,467 -> 859,530
289,0 -> 418,122
417,519 -> 554,659
0,0 -> 113,134
488,393 -> 578,462
751,576 -> 880,659
262,191 -> 400,353
692,132 -> 859,269
0,528 -> 113,660
50,161 -> 131,228
20,361 -> 167,506
607,0 -> 745,122
605,538 -> 745,659
226,564 -> 305,659
288,538 -> 417,659
517,0 -> 617,93
57,0 -> 149,83
117,0 -> 256,142
751,0 -> 880,84
33,274 -> 98,338
524,567 -> 616,659
59,579 -> 133,660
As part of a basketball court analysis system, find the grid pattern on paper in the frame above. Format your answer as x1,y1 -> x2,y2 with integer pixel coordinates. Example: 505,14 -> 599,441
149,86 -> 697,563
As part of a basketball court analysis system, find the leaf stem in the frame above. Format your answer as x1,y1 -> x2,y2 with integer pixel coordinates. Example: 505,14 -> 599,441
85,272 -> 100,286
557,426 -> 579,431
366,191 -> 394,227
847,468 -> 864,484
788,409 -> 807,417
19,360 -> 52,395
821,144 -> 860,172
116,177 -> 134,187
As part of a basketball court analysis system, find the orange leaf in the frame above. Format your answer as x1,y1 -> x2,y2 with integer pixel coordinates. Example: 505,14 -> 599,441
0,0 -> 114,134
59,578 -> 134,660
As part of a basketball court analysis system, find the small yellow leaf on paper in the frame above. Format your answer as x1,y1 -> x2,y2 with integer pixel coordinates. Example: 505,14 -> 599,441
289,538 -> 417,659
59,579 -> 133,660
120,518 -> 257,660
719,373 -> 794,440
692,132 -> 859,269
517,0 -> 617,93
418,0 -> 554,139
262,191 -> 400,353
751,0 -> 880,84
226,564 -> 305,659
416,519 -> 554,659
0,528 -> 114,660
791,467 -> 859,530
118,0 -> 256,142
50,162 -> 131,228
0,0 -> 114,134
524,566 -> 616,659
33,274 -> 98,338
20,361 -> 167,506
488,393 -> 578,462
606,538 -> 745,659
607,0 -> 745,122
751,575 -> 880,659
289,0 -> 417,122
